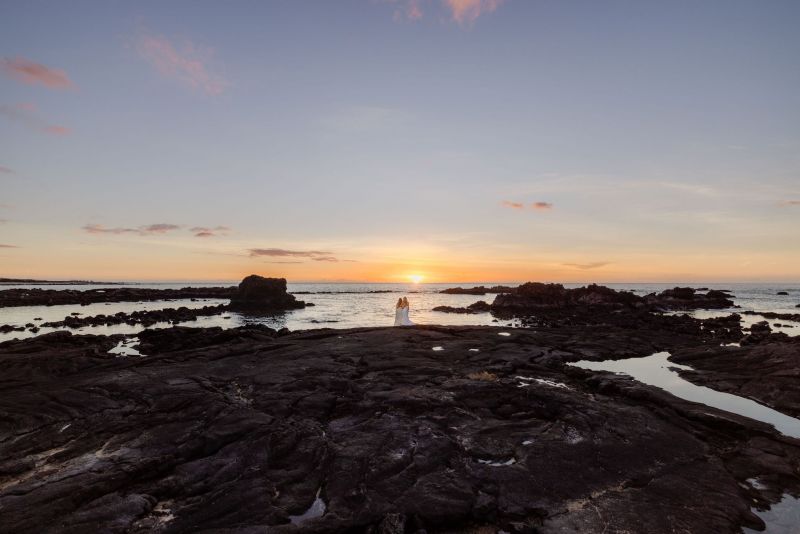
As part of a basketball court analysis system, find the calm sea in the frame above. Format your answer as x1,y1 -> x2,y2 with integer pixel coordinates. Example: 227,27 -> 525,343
1,282 -> 798,343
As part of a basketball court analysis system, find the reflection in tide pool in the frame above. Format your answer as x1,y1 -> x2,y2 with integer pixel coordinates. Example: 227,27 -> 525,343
571,352 -> 800,439
742,494 -> 800,534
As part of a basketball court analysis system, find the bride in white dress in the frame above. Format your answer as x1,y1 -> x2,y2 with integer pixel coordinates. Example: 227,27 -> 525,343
394,297 -> 415,326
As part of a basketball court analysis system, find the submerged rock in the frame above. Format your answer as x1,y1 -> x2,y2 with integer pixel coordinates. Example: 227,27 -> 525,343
228,275 -> 305,312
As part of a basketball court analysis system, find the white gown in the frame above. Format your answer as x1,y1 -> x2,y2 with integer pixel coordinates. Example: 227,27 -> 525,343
394,306 -> 414,326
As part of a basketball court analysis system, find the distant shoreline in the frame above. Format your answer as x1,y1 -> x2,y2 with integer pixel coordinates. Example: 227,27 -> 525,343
0,278 -> 130,286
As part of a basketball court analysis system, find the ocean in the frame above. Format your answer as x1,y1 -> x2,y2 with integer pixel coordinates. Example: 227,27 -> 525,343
1,282 -> 798,344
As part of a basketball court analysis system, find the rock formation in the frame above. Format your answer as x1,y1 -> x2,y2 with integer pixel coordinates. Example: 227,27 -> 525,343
228,275 -> 305,312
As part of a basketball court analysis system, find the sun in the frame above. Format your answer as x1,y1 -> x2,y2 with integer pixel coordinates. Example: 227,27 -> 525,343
408,274 -> 424,284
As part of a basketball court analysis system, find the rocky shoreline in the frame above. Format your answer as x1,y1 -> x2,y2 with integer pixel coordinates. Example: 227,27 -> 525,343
0,323 -> 798,533
0,279 -> 798,533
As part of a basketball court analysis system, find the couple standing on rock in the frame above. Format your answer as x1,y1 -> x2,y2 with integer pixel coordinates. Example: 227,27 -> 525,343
394,297 -> 415,326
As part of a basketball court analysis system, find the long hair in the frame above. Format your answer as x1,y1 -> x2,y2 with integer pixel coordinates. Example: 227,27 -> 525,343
402,297 -> 409,308
397,298 -> 403,308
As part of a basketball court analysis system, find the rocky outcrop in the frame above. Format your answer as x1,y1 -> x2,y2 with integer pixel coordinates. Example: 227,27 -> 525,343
0,326 -> 798,533
0,286 -> 236,307
491,282 -> 642,311
671,335 -> 800,417
440,285 -> 516,295
433,301 -> 491,314
228,275 -> 305,312
40,304 -> 228,329
644,287 -> 734,310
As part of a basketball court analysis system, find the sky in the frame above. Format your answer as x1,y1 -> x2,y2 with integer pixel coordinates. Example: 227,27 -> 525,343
1,0 -> 799,283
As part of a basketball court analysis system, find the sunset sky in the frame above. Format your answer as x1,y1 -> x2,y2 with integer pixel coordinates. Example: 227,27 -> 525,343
1,0 -> 799,282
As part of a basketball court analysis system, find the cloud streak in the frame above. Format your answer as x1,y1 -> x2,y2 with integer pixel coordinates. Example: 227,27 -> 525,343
136,31 -> 228,95
248,248 -> 355,263
83,223 -> 182,236
1,57 -> 74,89
0,244 -> 19,248
190,225 -> 231,238
0,103 -> 71,136
0,165 -> 13,174
779,200 -> 800,206
501,200 -> 554,211
563,262 -> 610,270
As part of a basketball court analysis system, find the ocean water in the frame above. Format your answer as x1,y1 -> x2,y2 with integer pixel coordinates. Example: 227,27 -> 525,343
0,282 -> 798,343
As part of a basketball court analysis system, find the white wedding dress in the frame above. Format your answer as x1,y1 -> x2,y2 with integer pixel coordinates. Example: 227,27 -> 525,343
394,306 -> 414,326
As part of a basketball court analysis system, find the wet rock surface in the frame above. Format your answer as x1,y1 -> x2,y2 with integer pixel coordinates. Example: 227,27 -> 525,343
0,286 -> 236,308
440,286 -> 516,295
39,305 -> 229,329
644,287 -> 734,310
671,335 -> 800,418
432,301 -> 491,314
228,275 -> 306,312
1,325 -> 798,533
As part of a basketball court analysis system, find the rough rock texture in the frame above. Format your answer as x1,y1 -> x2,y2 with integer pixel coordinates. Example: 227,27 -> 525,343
644,287 -> 734,310
440,286 -> 516,295
1,326 -> 798,533
432,301 -> 491,314
40,305 -> 229,329
671,335 -> 800,418
491,283 -> 642,311
228,275 -> 305,312
0,287 -> 235,308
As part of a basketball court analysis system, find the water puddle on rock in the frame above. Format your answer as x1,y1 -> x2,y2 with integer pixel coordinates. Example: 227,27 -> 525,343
571,352 -> 800,439
288,488 -> 326,525
742,494 -> 800,534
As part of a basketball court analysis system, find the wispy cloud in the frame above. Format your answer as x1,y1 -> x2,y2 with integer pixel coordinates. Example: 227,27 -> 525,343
248,248 -> 355,263
444,0 -> 505,24
563,262 -> 610,270
136,30 -> 228,95
387,0 -> 505,24
0,102 -> 71,136
0,244 -> 19,248
779,200 -> 800,207
0,165 -> 13,174
0,219 -> 8,224
190,225 -> 231,238
0,57 -> 75,89
249,248 -> 333,259
502,200 -> 554,211
83,223 -> 182,236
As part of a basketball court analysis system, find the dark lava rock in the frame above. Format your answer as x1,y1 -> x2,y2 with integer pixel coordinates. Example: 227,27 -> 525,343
645,287 -> 735,310
40,304 -> 229,329
440,285 -> 516,295
777,291 -> 789,296
1,326 -> 798,533
740,321 -> 773,346
0,286 -> 236,308
433,301 -> 491,314
492,283 -> 641,311
671,336 -> 800,418
228,275 -> 305,312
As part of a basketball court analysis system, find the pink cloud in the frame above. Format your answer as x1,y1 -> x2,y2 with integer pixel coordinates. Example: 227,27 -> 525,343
779,200 -> 800,206
502,200 -> 524,210
0,103 -> 71,136
136,32 -> 228,95
532,202 -> 553,211
190,225 -> 231,237
0,165 -> 13,174
444,0 -> 505,24
83,223 -> 182,236
45,125 -> 71,136
0,244 -> 19,248
0,57 -> 75,89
